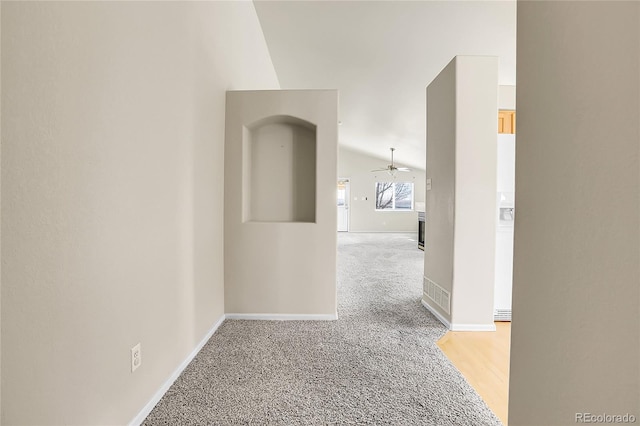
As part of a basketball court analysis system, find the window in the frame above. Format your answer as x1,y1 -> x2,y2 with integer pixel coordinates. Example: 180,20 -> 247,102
375,182 -> 414,211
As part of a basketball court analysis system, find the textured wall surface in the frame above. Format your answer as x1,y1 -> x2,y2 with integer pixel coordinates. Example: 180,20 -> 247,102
451,56 -> 498,328
1,2 -> 278,424
424,56 -> 498,330
509,2 -> 640,424
424,59 -> 456,323
224,90 -> 337,317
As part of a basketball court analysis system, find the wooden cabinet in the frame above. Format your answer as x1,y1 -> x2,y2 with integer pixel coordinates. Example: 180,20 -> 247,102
498,110 -> 516,134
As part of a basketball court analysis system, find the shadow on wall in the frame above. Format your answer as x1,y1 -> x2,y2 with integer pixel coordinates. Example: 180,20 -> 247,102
244,115 -> 317,223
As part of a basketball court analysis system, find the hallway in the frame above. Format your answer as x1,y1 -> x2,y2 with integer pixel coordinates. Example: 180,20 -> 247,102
144,233 -> 500,425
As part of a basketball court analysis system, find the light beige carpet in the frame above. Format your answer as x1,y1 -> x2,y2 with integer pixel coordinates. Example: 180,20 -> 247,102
143,233 -> 501,425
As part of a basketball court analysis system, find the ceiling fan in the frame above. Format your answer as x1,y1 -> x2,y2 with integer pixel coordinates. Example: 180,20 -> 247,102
371,147 -> 411,175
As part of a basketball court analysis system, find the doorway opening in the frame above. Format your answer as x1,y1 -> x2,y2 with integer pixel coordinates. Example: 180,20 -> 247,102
337,179 -> 350,232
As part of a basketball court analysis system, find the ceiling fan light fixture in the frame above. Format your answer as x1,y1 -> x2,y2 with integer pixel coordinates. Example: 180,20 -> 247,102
371,147 -> 412,175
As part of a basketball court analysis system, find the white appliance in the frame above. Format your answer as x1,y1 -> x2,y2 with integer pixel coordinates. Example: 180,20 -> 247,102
494,133 -> 515,321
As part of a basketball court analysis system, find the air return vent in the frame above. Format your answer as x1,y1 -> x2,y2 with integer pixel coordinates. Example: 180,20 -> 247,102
424,277 -> 451,315
494,309 -> 512,321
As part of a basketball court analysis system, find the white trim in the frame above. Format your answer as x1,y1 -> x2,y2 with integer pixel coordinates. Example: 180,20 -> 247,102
337,177 -> 350,233
373,181 -> 415,211
421,299 -> 496,332
449,323 -> 497,332
373,210 -> 417,213
225,313 -> 338,321
421,298 -> 451,329
347,231 -> 418,233
128,314 -> 226,426
493,308 -> 512,322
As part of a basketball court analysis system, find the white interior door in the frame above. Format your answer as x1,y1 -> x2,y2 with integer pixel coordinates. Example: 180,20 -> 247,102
337,179 -> 350,232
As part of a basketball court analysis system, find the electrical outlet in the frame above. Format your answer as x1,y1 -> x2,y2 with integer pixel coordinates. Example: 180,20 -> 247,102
131,343 -> 141,373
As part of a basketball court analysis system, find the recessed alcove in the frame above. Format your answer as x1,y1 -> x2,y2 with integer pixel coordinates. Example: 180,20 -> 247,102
225,89 -> 337,316
243,115 -> 317,223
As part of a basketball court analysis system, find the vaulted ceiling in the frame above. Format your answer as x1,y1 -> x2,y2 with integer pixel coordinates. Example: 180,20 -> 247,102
254,1 -> 517,170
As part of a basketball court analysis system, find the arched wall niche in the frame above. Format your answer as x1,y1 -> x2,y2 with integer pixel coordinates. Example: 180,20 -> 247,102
242,115 -> 317,222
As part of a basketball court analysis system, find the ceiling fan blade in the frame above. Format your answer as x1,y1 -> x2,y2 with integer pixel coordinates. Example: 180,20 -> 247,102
370,148 -> 409,173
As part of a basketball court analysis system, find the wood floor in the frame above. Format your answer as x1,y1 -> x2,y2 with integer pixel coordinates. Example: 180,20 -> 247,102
436,322 -> 511,425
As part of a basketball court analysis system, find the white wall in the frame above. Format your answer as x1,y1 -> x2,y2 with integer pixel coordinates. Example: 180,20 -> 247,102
509,1 -> 639,424
424,59 -> 456,321
498,85 -> 516,110
247,119 -> 316,222
1,2 -> 279,424
494,134 -> 515,316
424,56 -> 498,330
452,56 -> 498,328
224,90 -> 338,317
0,3 -> 2,417
495,85 -> 516,318
338,146 -> 425,232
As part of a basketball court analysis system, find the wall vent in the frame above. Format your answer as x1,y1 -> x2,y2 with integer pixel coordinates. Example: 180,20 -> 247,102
424,277 -> 451,315
494,309 -> 512,321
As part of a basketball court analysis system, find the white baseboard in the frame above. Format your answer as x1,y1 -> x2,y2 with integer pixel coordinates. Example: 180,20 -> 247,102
128,314 -> 226,426
494,308 -> 512,321
346,231 -> 417,234
421,299 -> 496,331
225,313 -> 338,321
450,323 -> 496,332
421,299 -> 451,329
